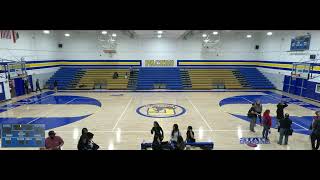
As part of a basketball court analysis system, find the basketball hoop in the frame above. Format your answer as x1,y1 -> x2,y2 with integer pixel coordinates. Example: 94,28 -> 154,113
103,49 -> 116,57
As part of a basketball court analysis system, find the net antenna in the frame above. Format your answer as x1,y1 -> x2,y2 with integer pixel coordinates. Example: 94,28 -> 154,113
97,31 -> 118,58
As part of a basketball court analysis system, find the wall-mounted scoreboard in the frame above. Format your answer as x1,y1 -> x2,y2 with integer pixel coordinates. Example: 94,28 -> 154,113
1,124 -> 45,147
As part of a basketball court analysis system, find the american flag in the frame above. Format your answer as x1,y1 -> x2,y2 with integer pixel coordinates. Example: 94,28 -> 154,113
0,30 -> 12,39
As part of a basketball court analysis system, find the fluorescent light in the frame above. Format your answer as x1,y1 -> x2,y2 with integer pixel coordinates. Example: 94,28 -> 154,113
246,34 -> 252,38
157,30 -> 163,34
112,33 -> 117,37
101,31 -> 107,35
43,30 -> 50,34
204,39 -> 209,43
64,33 -> 70,37
213,31 -> 218,35
157,34 -> 162,38
267,32 -> 273,36
202,34 -> 207,38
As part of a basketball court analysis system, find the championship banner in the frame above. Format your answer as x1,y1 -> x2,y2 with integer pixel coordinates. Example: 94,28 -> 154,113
143,60 -> 176,67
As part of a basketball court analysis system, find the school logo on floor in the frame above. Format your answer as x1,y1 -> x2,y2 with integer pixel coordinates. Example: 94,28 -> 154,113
136,103 -> 186,118
240,137 -> 270,144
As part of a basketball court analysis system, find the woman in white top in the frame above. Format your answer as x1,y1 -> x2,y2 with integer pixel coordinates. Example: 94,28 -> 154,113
171,124 -> 181,143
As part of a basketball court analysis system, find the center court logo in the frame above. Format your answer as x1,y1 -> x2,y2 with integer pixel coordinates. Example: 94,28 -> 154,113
136,103 -> 186,118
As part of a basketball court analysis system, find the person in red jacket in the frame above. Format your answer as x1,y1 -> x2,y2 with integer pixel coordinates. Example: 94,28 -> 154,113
262,109 -> 272,140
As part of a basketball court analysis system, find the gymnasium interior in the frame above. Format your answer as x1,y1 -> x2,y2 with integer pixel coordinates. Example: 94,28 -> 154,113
0,30 -> 319,150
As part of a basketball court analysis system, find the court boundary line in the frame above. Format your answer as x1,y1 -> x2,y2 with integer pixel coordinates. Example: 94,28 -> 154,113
26,98 -> 77,124
111,97 -> 134,132
186,96 -> 213,131
241,97 -> 254,104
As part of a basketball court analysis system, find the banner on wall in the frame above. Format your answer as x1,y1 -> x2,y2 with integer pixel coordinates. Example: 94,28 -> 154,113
143,60 -> 176,67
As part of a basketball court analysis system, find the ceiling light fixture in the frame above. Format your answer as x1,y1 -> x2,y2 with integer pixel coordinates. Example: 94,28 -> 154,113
213,31 -> 218,35
267,32 -> 273,36
64,33 -> 70,37
101,31 -> 107,35
43,30 -> 50,34
157,34 -> 162,38
202,34 -> 207,38
112,33 -> 117,37
157,30 -> 163,34
246,34 -> 252,38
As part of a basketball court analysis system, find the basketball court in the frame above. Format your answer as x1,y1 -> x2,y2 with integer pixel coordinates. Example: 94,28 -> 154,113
0,89 -> 316,150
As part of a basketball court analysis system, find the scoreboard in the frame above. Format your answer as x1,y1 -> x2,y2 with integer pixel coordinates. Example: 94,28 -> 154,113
290,35 -> 311,51
1,124 -> 45,147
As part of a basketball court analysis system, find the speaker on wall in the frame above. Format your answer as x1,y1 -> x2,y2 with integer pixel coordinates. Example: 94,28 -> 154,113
255,45 -> 259,50
310,54 -> 316,59
58,43 -> 63,48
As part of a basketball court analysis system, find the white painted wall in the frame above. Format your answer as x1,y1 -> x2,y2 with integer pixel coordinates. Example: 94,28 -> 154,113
0,30 -> 62,99
59,31 -> 260,60
0,30 -> 63,61
256,30 -> 320,89
3,30 -> 320,93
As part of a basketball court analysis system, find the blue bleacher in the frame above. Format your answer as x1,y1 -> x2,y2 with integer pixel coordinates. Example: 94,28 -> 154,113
238,68 -> 275,89
136,68 -> 183,90
46,68 -> 81,90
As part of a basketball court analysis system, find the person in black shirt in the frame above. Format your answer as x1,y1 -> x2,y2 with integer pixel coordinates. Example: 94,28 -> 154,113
151,121 -> 164,144
113,72 -> 119,79
278,113 -> 292,145
35,79 -> 42,93
77,128 -> 88,150
24,79 -> 29,94
276,101 -> 288,128
248,103 -> 258,132
53,80 -> 58,92
83,132 -> 99,150
186,126 -> 195,143
176,136 -> 186,150
310,111 -> 320,150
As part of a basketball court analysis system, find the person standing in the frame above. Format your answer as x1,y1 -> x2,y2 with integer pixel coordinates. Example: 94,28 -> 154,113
310,111 -> 320,150
151,121 -> 164,144
35,79 -> 42,93
262,110 -> 272,140
24,79 -> 29,94
278,113 -> 292,145
53,80 -> 58,92
276,101 -> 288,128
45,131 -> 64,150
254,100 -> 263,124
77,128 -> 88,150
248,104 -> 258,132
129,66 -> 133,76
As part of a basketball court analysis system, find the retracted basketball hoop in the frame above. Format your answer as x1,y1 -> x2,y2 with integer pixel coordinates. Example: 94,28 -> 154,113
103,49 -> 116,57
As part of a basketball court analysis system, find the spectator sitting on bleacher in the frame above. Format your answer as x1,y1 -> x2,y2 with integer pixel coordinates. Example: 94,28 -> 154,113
113,72 -> 119,79
186,126 -> 195,143
124,72 -> 128,79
